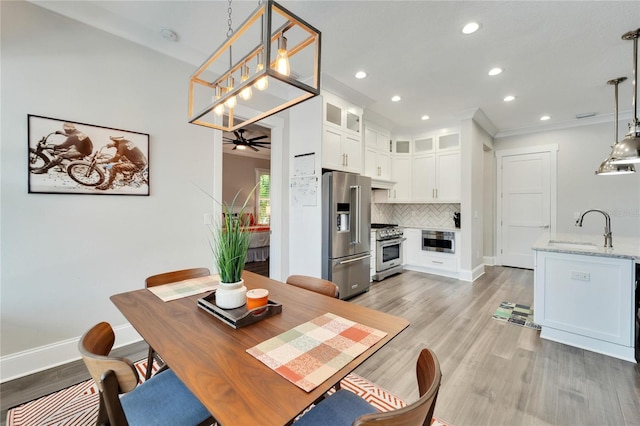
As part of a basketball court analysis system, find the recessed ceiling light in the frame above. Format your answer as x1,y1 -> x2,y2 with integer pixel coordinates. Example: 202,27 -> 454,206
461,22 -> 481,34
355,71 -> 367,79
421,115 -> 430,120
160,28 -> 178,42
540,115 -> 551,121
391,95 -> 401,102
503,95 -> 516,102
488,67 -> 503,76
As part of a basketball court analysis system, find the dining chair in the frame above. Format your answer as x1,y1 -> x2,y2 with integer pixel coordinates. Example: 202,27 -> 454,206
144,267 -> 210,380
78,322 -> 213,426
285,275 -> 340,298
294,348 -> 441,426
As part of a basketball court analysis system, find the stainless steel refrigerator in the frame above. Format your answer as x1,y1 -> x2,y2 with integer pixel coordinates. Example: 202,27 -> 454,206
322,171 -> 372,299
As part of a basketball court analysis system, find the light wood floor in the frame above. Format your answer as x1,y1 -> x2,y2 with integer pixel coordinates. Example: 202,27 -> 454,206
352,266 -> 640,426
2,266 -> 638,425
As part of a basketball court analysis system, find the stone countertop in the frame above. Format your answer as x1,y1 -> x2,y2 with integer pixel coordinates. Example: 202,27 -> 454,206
532,232 -> 640,260
399,225 -> 460,232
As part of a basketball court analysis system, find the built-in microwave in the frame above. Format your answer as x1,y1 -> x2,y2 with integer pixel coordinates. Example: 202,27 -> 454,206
421,230 -> 455,253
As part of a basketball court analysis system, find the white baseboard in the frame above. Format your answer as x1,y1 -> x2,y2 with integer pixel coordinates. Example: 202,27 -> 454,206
1,324 -> 141,383
483,256 -> 496,266
458,264 -> 485,282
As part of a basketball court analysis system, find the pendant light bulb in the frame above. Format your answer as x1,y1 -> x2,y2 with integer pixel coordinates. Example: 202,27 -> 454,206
276,35 -> 290,76
213,85 -> 225,116
225,76 -> 237,109
240,64 -> 253,101
254,51 -> 268,91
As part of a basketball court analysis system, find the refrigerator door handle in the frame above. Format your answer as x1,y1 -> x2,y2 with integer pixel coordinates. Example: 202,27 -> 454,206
350,185 -> 361,245
338,254 -> 372,265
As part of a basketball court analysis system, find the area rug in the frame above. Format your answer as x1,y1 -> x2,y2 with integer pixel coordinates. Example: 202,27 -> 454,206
492,301 -> 541,330
7,359 -> 451,426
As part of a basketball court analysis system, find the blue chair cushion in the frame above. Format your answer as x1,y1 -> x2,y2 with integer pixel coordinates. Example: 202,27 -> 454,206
121,369 -> 210,426
295,390 -> 378,426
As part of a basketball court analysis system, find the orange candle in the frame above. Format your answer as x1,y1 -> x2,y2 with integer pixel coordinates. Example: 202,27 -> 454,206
246,289 -> 269,312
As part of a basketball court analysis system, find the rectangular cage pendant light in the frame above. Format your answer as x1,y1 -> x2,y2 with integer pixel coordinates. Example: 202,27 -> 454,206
188,0 -> 321,132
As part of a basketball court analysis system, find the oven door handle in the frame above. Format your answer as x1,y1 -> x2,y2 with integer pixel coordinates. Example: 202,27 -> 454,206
379,237 -> 406,247
338,254 -> 372,265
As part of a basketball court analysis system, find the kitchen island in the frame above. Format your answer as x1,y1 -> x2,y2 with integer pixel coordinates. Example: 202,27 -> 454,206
532,233 -> 639,362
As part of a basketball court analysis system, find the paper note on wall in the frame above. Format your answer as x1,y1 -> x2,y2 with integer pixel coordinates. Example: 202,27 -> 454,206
291,176 -> 317,206
293,153 -> 315,177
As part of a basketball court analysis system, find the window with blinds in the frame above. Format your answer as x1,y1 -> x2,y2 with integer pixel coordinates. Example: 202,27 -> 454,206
255,168 -> 270,225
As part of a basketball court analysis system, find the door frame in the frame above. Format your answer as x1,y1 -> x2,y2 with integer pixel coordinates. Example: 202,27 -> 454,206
495,144 -> 558,266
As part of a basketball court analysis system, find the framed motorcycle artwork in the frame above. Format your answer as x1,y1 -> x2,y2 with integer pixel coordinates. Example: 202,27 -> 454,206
27,115 -> 150,196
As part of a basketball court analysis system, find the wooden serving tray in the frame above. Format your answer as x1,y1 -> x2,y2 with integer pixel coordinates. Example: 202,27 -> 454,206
197,290 -> 282,329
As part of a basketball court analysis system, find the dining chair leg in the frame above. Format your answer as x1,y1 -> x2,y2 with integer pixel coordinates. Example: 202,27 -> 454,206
96,392 -> 109,426
145,347 -> 155,380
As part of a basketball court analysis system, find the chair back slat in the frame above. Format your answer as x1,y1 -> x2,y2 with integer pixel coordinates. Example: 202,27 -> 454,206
145,267 -> 210,288
78,322 -> 139,393
286,275 -> 339,298
353,348 -> 441,426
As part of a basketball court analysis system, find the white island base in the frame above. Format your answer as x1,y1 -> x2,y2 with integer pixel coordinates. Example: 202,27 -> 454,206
533,234 -> 638,364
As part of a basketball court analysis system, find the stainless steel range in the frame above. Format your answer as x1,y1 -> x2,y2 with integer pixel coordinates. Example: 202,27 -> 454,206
371,224 -> 405,281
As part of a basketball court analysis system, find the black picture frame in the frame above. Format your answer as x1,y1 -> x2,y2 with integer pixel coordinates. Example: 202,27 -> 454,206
28,115 -> 150,196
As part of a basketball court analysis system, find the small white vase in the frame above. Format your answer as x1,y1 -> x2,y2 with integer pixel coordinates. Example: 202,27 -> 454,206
216,279 -> 247,309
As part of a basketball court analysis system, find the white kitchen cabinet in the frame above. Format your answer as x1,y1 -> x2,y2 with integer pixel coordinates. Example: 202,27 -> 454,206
365,147 -> 391,180
392,138 -> 411,154
411,133 -> 460,203
390,156 -> 411,202
534,249 -> 635,361
364,124 -> 391,180
370,230 -> 376,281
403,228 -> 459,275
365,125 -> 390,151
322,92 -> 363,173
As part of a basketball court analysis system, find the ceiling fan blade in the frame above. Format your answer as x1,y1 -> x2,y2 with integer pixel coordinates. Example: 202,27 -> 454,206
252,143 -> 271,148
249,145 -> 259,152
247,135 -> 268,142
233,130 -> 243,141
232,145 -> 237,150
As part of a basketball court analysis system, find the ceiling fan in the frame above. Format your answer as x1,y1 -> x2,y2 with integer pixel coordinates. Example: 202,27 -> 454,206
223,129 -> 271,152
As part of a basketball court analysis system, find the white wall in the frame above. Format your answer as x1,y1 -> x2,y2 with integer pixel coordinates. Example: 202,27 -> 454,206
460,118 -> 490,280
483,149 -> 496,263
494,121 -> 640,237
0,1 -> 217,380
288,97 -> 323,277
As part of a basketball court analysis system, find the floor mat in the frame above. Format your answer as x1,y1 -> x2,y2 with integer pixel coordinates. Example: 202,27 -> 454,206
492,301 -> 541,330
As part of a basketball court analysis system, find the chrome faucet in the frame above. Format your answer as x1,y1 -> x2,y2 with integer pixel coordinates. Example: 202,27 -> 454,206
575,209 -> 613,248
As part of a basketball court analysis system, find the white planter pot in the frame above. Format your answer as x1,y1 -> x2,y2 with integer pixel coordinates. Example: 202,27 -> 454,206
216,279 -> 247,309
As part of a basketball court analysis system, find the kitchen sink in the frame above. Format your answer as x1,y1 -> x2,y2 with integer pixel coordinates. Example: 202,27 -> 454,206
547,240 -> 600,251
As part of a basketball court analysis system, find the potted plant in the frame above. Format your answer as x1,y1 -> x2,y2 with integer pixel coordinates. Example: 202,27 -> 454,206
211,189 -> 254,309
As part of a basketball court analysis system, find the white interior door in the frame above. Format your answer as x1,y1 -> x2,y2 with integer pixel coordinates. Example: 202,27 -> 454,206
497,146 -> 557,269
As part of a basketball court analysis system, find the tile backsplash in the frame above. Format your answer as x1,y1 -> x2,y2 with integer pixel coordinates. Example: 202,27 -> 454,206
372,202 -> 460,229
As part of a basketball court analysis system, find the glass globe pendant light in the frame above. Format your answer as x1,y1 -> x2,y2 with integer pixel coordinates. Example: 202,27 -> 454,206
596,77 -> 635,175
610,28 -> 640,165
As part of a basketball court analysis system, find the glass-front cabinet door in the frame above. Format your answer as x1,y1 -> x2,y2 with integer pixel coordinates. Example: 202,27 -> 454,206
325,102 -> 342,127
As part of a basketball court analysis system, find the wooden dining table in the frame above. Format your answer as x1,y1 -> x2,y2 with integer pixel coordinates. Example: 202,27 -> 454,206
110,271 -> 409,425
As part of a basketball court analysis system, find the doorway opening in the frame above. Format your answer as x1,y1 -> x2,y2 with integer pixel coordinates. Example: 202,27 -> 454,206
222,122 -> 271,277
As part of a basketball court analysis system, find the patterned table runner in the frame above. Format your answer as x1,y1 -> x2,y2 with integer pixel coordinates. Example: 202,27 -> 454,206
148,275 -> 219,302
247,312 -> 387,392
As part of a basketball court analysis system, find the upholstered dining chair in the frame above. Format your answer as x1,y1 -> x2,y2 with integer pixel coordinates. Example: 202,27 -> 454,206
78,322 -> 213,426
144,267 -> 210,380
294,348 -> 442,426
285,275 -> 340,298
